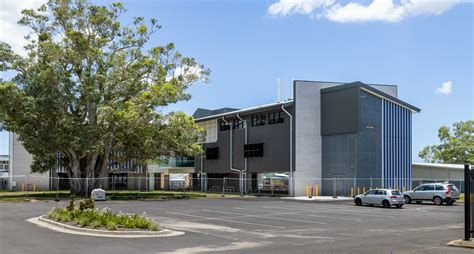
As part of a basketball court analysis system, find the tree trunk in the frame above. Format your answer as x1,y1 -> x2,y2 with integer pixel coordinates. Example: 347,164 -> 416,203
66,152 -> 109,197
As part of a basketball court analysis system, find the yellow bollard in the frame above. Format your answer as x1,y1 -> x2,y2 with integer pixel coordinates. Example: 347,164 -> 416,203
22,183 -> 24,192
351,187 -> 354,197
305,184 -> 309,197
33,184 -> 36,192
357,187 -> 360,195
315,184 -> 319,197
363,187 -> 366,193
402,186 -> 406,192
370,186 -> 372,190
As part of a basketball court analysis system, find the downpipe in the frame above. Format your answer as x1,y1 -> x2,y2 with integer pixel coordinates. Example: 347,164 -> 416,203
281,105 -> 294,197
221,117 -> 244,197
236,114 -> 248,194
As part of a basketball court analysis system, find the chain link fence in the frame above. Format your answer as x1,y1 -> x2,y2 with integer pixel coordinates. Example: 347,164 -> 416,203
0,175 -> 466,198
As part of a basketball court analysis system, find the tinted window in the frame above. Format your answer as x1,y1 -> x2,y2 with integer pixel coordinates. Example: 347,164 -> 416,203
391,191 -> 401,195
378,190 -> 387,195
435,185 -> 444,191
366,190 -> 377,195
448,185 -> 458,191
424,185 -> 434,191
206,147 -> 219,160
415,186 -> 425,191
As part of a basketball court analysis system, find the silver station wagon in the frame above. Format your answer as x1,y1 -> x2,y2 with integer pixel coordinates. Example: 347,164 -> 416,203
354,189 -> 405,208
403,183 -> 460,205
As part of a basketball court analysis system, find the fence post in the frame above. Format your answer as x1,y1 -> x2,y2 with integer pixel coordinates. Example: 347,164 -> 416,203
85,177 -> 88,198
333,177 -> 336,198
464,164 -> 471,241
353,177 -> 356,196
370,177 -> 373,189
222,177 -> 225,194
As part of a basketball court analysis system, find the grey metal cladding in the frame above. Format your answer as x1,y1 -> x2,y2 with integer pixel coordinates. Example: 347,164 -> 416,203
321,90 -> 383,195
195,107 -> 292,174
321,86 -> 359,136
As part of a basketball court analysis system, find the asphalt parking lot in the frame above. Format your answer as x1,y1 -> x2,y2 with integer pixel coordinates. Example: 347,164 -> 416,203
0,198 -> 470,254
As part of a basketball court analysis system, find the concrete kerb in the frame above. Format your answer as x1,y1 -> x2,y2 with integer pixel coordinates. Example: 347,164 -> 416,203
281,196 -> 353,202
447,239 -> 474,249
27,215 -> 185,238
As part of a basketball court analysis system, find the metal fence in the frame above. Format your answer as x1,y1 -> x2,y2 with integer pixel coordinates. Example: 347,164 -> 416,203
0,175 -> 466,198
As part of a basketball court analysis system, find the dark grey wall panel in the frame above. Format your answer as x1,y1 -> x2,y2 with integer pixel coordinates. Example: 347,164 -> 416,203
321,86 -> 359,136
195,106 -> 293,174
321,90 -> 383,195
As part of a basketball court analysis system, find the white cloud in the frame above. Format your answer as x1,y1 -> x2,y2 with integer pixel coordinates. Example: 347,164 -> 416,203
268,0 -> 461,23
0,0 -> 46,55
436,81 -> 453,95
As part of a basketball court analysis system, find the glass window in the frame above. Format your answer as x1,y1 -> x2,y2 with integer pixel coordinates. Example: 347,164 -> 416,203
391,190 -> 401,195
435,185 -> 444,191
424,185 -> 434,191
251,114 -> 266,127
415,186 -> 425,191
366,190 -> 377,195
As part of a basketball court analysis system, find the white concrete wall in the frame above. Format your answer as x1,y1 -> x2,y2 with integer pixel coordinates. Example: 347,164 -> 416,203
9,133 -> 50,191
293,81 -> 338,196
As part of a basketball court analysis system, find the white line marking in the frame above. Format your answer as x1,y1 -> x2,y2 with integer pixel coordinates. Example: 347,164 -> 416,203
201,209 -> 327,225
259,206 -> 396,219
232,207 -> 362,222
165,211 -> 285,229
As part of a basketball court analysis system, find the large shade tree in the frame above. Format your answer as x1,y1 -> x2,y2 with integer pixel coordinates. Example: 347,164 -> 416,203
0,0 -> 208,195
419,120 -> 474,164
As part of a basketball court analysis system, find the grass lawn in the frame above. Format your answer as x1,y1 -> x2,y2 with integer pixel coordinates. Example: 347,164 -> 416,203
0,190 -> 245,202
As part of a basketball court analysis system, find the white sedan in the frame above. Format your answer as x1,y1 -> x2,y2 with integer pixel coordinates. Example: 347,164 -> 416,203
354,189 -> 405,208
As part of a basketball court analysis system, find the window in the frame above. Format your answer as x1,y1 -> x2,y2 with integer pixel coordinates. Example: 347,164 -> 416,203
219,120 -> 230,131
366,190 -> 377,195
232,118 -> 243,129
268,111 -> 284,124
251,114 -> 266,127
424,185 -> 434,191
435,185 -> 444,191
415,186 -> 425,191
244,143 -> 264,157
391,190 -> 401,195
206,147 -> 219,160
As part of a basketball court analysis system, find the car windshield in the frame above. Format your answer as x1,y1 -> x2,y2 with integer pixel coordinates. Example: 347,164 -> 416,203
391,191 -> 401,195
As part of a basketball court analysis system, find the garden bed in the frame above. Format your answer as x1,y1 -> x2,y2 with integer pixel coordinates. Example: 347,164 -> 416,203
46,199 -> 159,231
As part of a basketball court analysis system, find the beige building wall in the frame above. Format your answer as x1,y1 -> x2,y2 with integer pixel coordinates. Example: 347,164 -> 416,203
412,162 -> 464,180
9,133 -> 50,191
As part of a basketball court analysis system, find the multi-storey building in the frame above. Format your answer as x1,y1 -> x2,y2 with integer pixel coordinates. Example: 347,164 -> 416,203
193,80 -> 420,196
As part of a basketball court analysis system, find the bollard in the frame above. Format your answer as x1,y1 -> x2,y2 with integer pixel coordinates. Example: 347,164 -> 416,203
357,187 -> 360,195
370,186 -> 372,190
33,184 -> 36,192
363,187 -> 366,193
351,187 -> 354,197
315,184 -> 319,197
402,186 -> 406,192
22,183 -> 24,192
306,184 -> 309,197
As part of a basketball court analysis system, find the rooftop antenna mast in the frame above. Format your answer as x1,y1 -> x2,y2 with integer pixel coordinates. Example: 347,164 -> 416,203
277,78 -> 281,103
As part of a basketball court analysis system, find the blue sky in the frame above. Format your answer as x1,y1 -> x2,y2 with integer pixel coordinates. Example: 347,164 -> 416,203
0,0 -> 472,162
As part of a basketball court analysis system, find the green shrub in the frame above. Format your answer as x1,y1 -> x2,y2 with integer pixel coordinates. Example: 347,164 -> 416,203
66,199 -> 75,211
79,199 -> 95,211
46,205 -> 159,231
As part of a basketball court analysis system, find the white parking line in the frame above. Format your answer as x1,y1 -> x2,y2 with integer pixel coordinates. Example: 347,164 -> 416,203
232,207 -> 362,222
165,211 -> 286,229
201,209 -> 327,225
259,205 -> 396,219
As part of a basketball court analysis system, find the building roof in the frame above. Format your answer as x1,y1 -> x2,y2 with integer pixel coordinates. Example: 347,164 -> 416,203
192,107 -> 240,119
194,100 -> 294,122
412,162 -> 465,170
321,81 -> 421,112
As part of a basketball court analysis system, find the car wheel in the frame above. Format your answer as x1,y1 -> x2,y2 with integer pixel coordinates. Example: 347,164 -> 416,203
415,201 -> 422,204
404,196 -> 411,204
433,196 -> 442,206
382,200 -> 390,208
355,198 -> 362,206
395,205 -> 403,208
